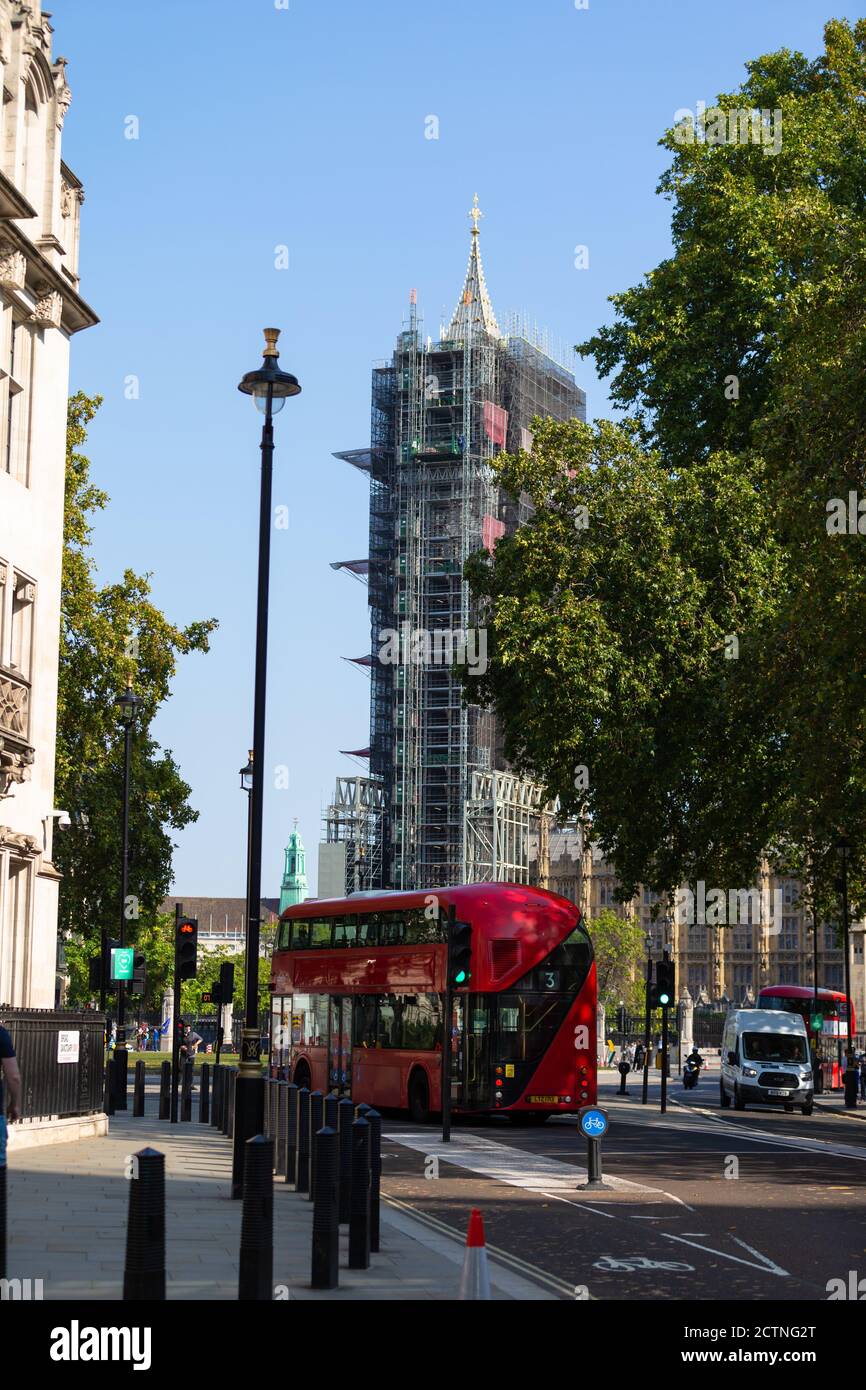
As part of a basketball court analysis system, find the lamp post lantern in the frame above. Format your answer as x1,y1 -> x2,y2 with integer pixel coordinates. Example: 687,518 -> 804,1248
232,330 -> 300,1197
112,678 -> 142,1110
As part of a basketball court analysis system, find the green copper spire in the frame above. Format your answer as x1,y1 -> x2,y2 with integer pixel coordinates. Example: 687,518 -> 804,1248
279,820 -> 308,913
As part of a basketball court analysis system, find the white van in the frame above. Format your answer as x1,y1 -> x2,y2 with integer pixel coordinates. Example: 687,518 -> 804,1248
720,1008 -> 813,1115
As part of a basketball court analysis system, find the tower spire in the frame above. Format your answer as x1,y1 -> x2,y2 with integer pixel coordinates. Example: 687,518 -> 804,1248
446,193 -> 500,341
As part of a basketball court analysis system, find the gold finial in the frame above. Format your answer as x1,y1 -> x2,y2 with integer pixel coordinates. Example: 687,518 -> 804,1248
469,192 -> 483,235
263,327 -> 280,358
248,748 -> 254,763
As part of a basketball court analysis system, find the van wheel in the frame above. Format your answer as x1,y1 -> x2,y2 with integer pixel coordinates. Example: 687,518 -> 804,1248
408,1070 -> 431,1124
719,1081 -> 731,1109
801,1102 -> 813,1116
734,1084 -> 745,1111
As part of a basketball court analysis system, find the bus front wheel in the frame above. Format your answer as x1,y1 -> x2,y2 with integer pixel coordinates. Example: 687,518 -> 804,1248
408,1070 -> 431,1124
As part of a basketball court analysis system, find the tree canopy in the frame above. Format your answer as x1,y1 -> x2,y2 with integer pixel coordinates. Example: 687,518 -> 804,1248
57,393 -> 218,1006
466,18 -> 866,920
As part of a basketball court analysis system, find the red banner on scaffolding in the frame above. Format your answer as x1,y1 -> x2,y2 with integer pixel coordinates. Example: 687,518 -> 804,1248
482,514 -> 506,553
483,401 -> 508,446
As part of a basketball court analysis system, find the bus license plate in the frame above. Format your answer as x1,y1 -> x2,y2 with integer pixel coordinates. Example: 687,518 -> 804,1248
768,1088 -> 789,1096
528,1095 -> 559,1104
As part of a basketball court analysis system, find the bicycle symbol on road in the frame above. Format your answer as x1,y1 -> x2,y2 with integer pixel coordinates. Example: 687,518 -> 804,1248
593,1255 -> 694,1273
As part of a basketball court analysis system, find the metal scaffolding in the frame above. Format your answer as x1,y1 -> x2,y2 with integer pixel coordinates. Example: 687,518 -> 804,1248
319,775 -> 386,897
464,771 -> 558,884
332,201 -> 586,891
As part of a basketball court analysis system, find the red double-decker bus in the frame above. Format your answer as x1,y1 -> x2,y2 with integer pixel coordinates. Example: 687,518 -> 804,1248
269,883 -> 596,1124
757,985 -> 855,1090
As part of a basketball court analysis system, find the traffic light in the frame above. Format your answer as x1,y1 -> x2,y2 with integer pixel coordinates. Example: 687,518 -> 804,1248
448,919 -> 473,988
219,960 -> 234,1005
176,916 -> 198,980
656,956 -> 676,1009
131,950 -> 147,994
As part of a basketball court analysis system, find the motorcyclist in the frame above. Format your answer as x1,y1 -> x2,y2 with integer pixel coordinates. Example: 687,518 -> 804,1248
682,1047 -> 704,1087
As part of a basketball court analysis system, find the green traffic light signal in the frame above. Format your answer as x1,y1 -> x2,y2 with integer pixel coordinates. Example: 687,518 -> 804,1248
658,991 -> 671,1007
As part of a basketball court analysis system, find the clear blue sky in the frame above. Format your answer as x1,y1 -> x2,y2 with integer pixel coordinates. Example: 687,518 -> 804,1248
49,0 -> 858,898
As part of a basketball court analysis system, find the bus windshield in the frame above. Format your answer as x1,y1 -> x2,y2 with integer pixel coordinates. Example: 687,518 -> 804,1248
742,1033 -> 808,1064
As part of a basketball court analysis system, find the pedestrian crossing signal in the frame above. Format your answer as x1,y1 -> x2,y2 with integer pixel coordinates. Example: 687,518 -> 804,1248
176,917 -> 198,980
656,957 -> 675,1009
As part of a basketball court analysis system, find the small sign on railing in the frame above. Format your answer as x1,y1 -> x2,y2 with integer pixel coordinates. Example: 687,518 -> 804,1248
57,1030 -> 80,1064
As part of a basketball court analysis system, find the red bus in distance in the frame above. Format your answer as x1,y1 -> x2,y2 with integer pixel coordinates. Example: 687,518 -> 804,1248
269,882 -> 596,1124
757,984 -> 855,1090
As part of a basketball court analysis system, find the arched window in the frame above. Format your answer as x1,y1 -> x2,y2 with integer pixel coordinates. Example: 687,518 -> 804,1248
21,81 -> 46,223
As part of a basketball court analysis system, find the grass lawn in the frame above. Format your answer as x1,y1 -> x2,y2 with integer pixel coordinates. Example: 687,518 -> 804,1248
110,1050 -> 238,1070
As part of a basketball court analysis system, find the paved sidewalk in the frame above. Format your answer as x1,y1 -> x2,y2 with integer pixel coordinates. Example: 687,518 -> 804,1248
5,1106 -> 552,1301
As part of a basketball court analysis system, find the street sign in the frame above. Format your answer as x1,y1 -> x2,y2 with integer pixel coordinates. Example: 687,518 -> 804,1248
810,1012 -> 824,1032
110,947 -> 134,981
578,1106 -> 609,1140
57,1030 -> 79,1064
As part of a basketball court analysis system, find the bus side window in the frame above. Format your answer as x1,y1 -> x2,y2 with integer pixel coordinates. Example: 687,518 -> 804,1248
334,916 -> 358,948
353,996 -> 377,1048
380,912 -> 406,946
291,920 -> 310,949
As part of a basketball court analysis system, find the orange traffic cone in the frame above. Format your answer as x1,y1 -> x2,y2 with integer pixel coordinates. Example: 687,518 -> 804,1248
458,1207 -> 492,1300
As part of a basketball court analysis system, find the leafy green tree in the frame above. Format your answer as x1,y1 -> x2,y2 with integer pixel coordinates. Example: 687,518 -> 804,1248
465,19 -> 866,916
57,394 -> 218,1004
587,908 -> 645,1017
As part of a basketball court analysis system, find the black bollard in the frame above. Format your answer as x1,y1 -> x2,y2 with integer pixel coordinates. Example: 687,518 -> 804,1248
158,1060 -> 170,1120
180,1060 -> 193,1121
308,1091 -> 324,1202
123,1147 -> 166,1301
211,1066 -> 222,1129
618,1061 -> 630,1096
274,1082 -> 287,1178
200,1063 -> 210,1124
296,1087 -> 310,1194
284,1084 -> 298,1186
228,1069 -> 237,1138
355,1101 -> 372,1120
348,1116 -> 371,1269
366,1107 -> 382,1254
263,1078 -> 271,1140
337,1097 -> 353,1224
105,1059 -> 116,1116
311,1126 -> 339,1290
132,1059 -> 146,1117
238,1135 -> 274,1301
324,1092 -> 338,1131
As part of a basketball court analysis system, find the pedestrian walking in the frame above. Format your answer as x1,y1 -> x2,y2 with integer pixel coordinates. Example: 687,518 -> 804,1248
151,1025 -> 160,1052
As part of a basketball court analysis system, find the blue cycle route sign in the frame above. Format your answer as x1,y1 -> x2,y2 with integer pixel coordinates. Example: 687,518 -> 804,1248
578,1106 -> 609,1140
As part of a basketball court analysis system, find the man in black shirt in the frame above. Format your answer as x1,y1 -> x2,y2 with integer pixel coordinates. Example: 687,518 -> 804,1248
0,1024 -> 21,1169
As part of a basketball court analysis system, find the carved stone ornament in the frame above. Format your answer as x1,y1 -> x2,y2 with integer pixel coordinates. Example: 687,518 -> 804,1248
0,742 -> 35,799
0,242 -> 27,292
29,287 -> 62,328
0,822 -> 39,854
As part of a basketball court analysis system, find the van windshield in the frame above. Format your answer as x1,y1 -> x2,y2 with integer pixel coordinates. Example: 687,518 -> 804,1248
742,1033 -> 807,1064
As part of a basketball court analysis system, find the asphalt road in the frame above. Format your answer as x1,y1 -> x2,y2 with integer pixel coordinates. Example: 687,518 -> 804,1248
379,1072 -> 866,1301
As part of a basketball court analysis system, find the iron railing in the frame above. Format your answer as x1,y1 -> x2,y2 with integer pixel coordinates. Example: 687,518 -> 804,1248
0,1006 -> 105,1120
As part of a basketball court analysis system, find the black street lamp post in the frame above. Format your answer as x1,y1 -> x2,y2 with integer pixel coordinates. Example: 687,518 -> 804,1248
232,329 -> 300,1197
837,837 -> 858,1109
113,679 -> 142,1110
238,749 -> 254,1055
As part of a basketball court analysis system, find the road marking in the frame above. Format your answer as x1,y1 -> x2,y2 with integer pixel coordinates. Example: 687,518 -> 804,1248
385,1129 -> 691,1208
658,1230 -> 790,1277
382,1192 -> 579,1298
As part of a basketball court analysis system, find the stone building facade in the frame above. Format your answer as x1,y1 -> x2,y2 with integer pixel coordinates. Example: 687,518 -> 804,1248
0,1 -> 96,1005
545,828 -> 863,1028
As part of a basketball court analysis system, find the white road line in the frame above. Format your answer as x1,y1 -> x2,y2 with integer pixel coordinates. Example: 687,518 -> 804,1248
658,1230 -> 790,1277
386,1129 -> 692,1208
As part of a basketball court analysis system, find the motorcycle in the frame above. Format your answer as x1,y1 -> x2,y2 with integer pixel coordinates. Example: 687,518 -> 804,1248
682,1057 -> 702,1090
